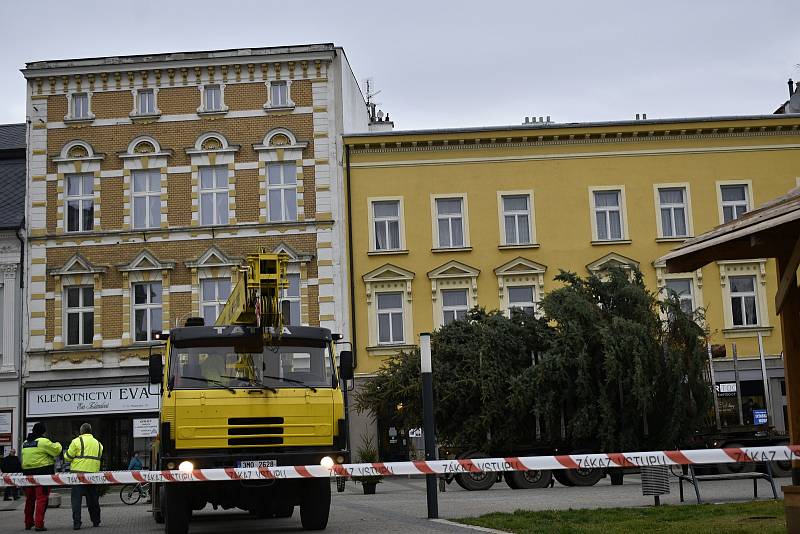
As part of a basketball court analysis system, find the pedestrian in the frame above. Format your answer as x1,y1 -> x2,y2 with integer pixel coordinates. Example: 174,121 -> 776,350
127,451 -> 143,471
1,448 -> 22,500
64,423 -> 103,530
21,422 -> 62,531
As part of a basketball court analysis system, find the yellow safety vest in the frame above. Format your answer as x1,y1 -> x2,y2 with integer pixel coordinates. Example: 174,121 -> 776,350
21,437 -> 62,471
64,433 -> 103,473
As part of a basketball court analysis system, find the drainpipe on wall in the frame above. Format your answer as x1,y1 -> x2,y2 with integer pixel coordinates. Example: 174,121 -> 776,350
344,143 -> 357,371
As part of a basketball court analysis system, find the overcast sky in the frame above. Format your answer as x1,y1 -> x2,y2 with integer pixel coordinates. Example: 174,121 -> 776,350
1,1 -> 798,129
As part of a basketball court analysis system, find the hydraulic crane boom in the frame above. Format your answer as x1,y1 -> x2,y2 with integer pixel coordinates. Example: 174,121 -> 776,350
215,251 -> 289,329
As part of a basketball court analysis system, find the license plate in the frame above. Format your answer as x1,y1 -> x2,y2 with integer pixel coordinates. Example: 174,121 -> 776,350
237,460 -> 276,469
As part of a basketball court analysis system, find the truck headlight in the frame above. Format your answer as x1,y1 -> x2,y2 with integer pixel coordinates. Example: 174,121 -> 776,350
178,461 -> 194,473
320,456 -> 334,470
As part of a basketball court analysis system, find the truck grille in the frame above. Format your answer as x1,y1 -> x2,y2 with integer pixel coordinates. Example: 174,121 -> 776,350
227,417 -> 284,446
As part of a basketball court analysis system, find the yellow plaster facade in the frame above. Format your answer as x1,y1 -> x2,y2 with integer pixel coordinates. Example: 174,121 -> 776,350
345,116 -> 800,379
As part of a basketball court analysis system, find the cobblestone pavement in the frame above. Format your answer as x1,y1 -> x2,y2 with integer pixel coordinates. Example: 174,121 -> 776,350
0,474 -> 787,533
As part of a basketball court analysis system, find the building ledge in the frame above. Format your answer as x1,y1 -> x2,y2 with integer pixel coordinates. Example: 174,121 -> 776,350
366,344 -> 417,354
367,249 -> 409,256
655,236 -> 691,243
591,239 -> 632,246
431,246 -> 472,253
722,326 -> 774,338
498,243 -> 540,250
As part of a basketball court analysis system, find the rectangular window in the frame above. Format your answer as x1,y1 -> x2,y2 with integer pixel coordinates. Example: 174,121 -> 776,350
137,89 -> 155,114
502,195 -> 531,245
508,286 -> 536,314
199,165 -> 229,225
280,273 -> 301,326
442,289 -> 468,324
721,184 -> 749,223
730,275 -> 758,326
377,292 -> 404,344
201,278 -> 232,326
205,85 -> 222,111
65,286 -> 93,346
665,278 -> 694,314
267,162 -> 297,222
65,173 -> 94,232
436,198 -> 464,248
658,187 -> 688,237
72,93 -> 89,118
132,169 -> 161,229
271,82 -> 288,107
373,200 -> 401,251
593,190 -> 623,240
133,281 -> 162,342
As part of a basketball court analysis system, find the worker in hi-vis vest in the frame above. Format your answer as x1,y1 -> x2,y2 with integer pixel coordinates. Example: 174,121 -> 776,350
21,421 -> 62,531
64,423 -> 103,530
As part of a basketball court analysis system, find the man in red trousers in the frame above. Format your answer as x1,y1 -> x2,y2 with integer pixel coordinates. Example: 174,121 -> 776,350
21,422 -> 62,531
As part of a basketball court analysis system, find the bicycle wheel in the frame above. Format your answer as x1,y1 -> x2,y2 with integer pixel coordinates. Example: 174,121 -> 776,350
120,484 -> 142,505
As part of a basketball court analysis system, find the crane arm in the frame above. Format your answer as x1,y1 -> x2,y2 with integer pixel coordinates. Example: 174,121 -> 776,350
215,252 -> 289,329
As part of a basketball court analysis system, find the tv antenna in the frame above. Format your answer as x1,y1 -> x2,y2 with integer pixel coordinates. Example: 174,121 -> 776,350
364,78 -> 382,108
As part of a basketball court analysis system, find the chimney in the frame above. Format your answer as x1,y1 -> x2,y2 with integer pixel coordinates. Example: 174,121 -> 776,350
790,79 -> 795,98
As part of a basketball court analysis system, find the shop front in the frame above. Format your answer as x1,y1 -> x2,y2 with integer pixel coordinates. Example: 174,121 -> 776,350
25,382 -> 160,470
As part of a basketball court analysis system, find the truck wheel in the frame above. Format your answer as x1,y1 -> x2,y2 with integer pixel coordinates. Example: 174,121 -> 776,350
552,470 -> 575,487
164,485 -> 190,534
505,470 -> 553,489
716,443 -> 756,474
152,484 -> 165,524
562,467 -> 604,486
772,460 -> 792,478
453,452 -> 497,491
300,479 -> 330,530
274,504 -> 294,518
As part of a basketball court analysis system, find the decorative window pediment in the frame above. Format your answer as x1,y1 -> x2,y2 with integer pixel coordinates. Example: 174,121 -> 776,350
494,257 -> 547,277
186,132 -> 240,157
586,252 -> 639,274
363,264 -> 416,346
185,246 -> 240,269
120,136 -> 172,161
253,128 -> 307,162
53,141 -> 104,166
119,249 -> 175,272
50,253 -> 106,276
427,260 -> 480,280
272,242 -> 313,264
364,263 -> 415,284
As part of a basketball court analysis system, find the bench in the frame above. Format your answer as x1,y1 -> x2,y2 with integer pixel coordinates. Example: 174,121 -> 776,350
675,463 -> 778,504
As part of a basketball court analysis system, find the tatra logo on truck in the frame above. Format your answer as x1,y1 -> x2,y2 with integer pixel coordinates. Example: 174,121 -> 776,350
26,384 -> 160,417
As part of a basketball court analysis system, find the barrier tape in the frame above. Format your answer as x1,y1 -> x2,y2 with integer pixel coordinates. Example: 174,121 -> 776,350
2,445 -> 798,487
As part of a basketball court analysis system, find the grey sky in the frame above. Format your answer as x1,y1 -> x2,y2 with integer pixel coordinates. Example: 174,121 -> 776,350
2,0 -> 798,129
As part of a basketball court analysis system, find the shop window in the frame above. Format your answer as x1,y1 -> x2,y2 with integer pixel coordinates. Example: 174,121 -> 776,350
133,281 -> 162,342
65,286 -> 94,346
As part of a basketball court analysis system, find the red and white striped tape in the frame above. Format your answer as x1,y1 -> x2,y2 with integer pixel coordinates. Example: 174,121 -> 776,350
2,445 -> 797,487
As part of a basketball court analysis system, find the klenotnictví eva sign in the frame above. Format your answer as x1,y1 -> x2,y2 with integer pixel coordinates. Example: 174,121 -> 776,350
26,384 -> 160,417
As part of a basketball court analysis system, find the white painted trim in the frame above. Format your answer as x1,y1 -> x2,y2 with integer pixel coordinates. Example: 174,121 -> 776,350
715,179 -> 754,225
496,190 -> 536,246
367,196 -> 406,253
588,185 -> 629,242
430,193 -> 470,249
652,182 -> 694,239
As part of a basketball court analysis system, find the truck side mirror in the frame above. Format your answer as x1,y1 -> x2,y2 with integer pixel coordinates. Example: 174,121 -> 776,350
339,351 -> 353,381
149,354 -> 163,384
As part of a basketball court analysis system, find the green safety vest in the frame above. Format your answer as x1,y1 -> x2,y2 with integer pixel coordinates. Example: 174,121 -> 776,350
21,437 -> 62,471
64,434 -> 103,473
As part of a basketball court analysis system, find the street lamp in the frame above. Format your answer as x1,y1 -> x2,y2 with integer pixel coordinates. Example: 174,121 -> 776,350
419,333 -> 438,519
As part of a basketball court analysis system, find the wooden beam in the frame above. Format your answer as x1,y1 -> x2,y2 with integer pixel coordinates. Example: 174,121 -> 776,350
776,235 -> 800,313
777,251 -> 800,484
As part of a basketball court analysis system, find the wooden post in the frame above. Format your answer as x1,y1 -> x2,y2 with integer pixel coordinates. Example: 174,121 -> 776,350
777,252 -> 800,485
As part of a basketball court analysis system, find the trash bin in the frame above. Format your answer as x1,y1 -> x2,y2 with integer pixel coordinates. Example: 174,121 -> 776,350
641,465 -> 670,505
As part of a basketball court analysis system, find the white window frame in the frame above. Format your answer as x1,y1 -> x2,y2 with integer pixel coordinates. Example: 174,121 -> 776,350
441,288 -> 469,325
65,173 -> 94,233
431,194 -> 470,249
266,161 -> 298,222
589,186 -> 629,243
280,273 -> 302,326
198,84 -> 228,114
497,190 -> 536,246
664,278 -> 695,315
716,180 -> 753,225
363,264 -> 414,350
376,291 -> 405,345
132,169 -> 161,229
653,183 -> 693,239
200,277 -> 231,326
729,275 -> 758,327
718,259 -> 771,336
199,165 -> 230,226
265,80 -> 294,109
507,285 -> 537,315
131,88 -> 160,117
64,285 -> 94,346
132,281 -> 162,342
368,197 -> 405,253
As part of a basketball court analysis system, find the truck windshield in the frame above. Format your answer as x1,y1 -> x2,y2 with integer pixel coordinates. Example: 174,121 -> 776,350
170,343 -> 334,390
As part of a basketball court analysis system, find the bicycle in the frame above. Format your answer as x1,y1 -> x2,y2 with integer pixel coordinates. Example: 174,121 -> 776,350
119,482 -> 150,505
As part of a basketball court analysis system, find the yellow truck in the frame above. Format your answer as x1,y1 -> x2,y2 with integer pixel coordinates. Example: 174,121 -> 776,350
148,252 -> 353,533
